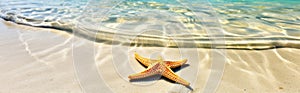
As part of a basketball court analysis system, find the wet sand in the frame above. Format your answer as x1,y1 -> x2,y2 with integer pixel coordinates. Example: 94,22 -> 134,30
0,19 -> 299,93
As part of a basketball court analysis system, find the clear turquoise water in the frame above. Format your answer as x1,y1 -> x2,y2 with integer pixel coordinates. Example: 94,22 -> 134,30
1,0 -> 300,49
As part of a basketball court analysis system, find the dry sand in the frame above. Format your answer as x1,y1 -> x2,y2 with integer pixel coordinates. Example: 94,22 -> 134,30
0,19 -> 299,93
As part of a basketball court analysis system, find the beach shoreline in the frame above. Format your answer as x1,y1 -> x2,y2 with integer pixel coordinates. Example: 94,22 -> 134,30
0,19 -> 299,93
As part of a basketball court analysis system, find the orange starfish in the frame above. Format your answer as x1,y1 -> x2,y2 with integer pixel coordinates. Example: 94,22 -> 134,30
128,52 -> 190,86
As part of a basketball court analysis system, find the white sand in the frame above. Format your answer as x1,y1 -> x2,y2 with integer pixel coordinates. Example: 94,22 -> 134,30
0,19 -> 299,93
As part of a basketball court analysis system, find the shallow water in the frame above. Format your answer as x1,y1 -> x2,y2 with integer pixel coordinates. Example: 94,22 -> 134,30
0,0 -> 300,49
1,19 -> 300,93
1,1 -> 300,92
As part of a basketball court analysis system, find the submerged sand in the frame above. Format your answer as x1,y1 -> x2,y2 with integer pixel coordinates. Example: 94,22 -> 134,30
0,19 -> 299,93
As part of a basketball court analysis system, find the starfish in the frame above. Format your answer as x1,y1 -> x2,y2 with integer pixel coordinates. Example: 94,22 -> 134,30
128,52 -> 190,86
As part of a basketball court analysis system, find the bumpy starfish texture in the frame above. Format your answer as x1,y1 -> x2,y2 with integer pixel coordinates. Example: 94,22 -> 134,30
128,52 -> 190,86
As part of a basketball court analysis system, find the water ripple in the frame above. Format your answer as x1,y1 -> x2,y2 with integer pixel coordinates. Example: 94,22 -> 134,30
1,0 -> 300,49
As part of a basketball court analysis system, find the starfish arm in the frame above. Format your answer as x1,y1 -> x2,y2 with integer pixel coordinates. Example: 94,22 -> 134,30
134,52 -> 158,67
165,59 -> 187,68
162,66 -> 190,86
128,63 -> 160,80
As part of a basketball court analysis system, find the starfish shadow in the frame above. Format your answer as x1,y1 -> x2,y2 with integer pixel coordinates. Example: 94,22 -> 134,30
171,64 -> 190,72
